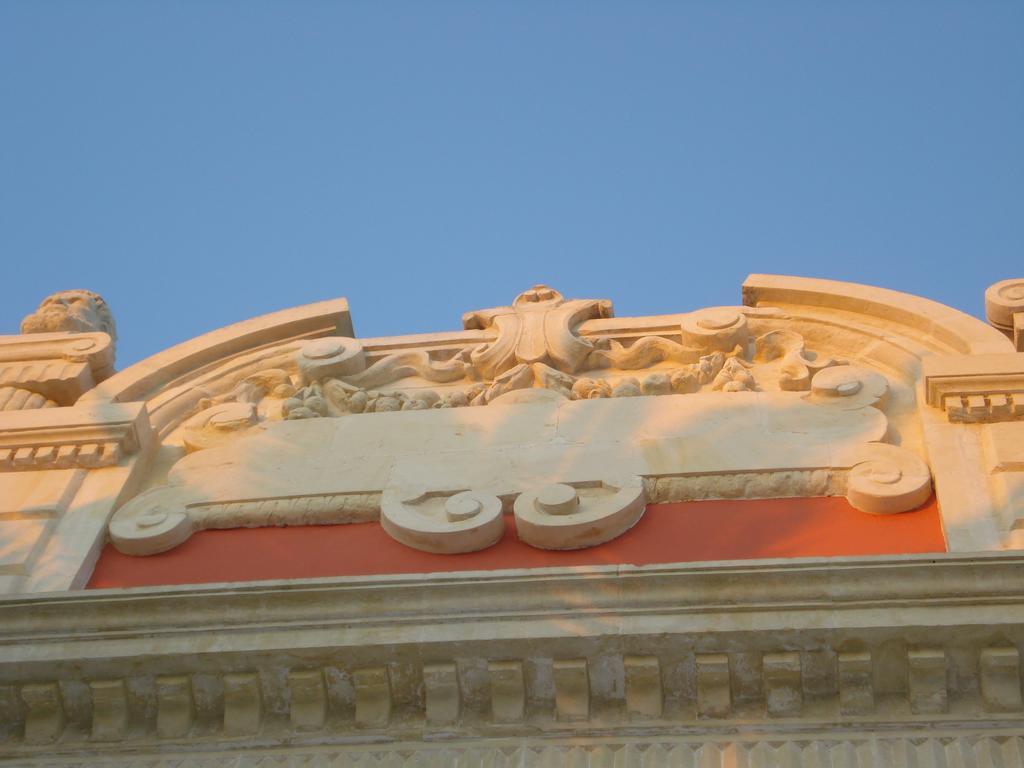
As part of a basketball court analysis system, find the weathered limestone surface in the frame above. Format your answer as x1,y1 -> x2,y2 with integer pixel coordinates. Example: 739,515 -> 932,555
2,276 -> 1024,764
0,296 -> 351,593
0,554 -> 1022,762
2,274 -> 1023,578
96,279 -> 1007,559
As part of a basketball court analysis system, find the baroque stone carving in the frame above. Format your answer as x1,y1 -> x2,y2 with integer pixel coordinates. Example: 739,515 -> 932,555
105,285 -> 934,556
109,346 -> 929,555
462,284 -> 613,377
3,554 -> 1022,757
192,286 -> 847,436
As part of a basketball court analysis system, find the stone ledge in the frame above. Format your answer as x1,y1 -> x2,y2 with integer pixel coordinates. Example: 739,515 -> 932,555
2,552 -> 1022,649
3,727 -> 1024,766
923,352 -> 1024,422
0,403 -> 152,471
0,554 -> 1022,749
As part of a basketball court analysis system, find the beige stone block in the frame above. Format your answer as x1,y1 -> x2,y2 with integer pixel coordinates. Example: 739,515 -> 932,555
553,659 -> 589,722
25,463 -> 137,592
354,667 -> 391,728
624,656 -> 662,720
223,672 -> 262,736
156,675 -> 194,738
0,469 -> 83,516
423,662 -> 460,725
488,660 -> 525,723
20,682 -> 64,745
89,679 -> 127,741
980,647 -> 1022,713
908,649 -> 947,714
838,652 -> 873,715
288,669 -> 326,730
0,519 -> 49,574
695,654 -> 730,719
990,422 -> 1024,471
763,652 -> 802,717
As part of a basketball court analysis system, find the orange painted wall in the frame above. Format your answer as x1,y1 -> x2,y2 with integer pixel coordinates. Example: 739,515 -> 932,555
87,496 -> 946,589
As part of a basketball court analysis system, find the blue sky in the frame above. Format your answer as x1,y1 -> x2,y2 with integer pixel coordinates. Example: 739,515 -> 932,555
2,2 -> 1021,365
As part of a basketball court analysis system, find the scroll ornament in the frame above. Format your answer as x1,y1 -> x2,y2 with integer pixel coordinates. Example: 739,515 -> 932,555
111,365 -> 931,558
178,286 -> 864,433
109,287 -> 933,557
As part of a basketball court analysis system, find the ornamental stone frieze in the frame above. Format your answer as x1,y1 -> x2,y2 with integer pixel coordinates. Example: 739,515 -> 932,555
2,554 -> 1024,764
2,275 -> 1024,766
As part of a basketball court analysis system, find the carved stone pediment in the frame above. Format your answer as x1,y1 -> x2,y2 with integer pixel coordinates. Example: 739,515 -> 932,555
8,275 -> 1024,763
107,285 -> 934,557
190,284 -> 842,428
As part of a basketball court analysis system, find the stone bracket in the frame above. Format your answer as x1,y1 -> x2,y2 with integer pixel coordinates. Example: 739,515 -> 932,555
488,661 -> 525,723
923,353 -> 1024,423
0,402 -> 152,471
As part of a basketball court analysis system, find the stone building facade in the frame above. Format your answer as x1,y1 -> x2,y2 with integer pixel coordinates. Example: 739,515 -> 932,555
1,275 -> 1023,766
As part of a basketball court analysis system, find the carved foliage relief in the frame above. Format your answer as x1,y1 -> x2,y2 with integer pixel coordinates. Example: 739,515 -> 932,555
110,286 -> 933,557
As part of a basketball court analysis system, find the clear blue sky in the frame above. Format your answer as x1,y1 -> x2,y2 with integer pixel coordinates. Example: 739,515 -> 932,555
2,2 -> 1021,365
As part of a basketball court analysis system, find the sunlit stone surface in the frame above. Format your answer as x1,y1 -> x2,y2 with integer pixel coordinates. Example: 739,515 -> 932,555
1,275 -> 1023,765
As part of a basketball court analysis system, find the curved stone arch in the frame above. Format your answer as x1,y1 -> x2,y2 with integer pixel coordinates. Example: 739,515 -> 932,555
80,276 -> 1009,441
742,274 -> 1011,357
80,298 -> 353,436
738,276 -> 1023,552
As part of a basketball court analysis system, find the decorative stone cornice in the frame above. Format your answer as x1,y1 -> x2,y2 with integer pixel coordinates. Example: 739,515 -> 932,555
922,352 -> 1024,422
6,732 -> 1024,767
0,331 -> 114,406
7,552 -> 1024,647
0,402 -> 152,471
0,554 -> 1022,757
